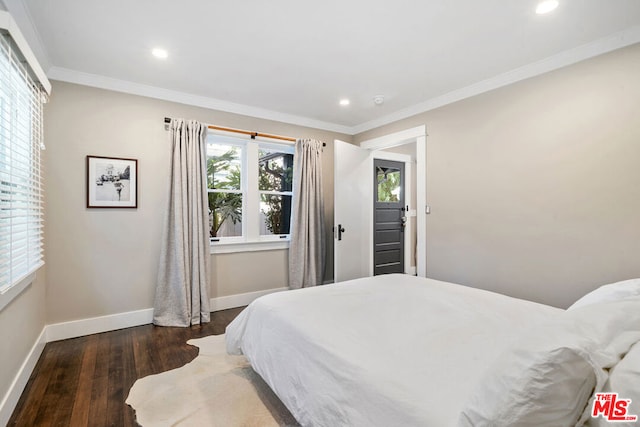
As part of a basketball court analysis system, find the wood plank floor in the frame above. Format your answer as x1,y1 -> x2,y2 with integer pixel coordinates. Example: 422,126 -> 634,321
9,307 -> 245,427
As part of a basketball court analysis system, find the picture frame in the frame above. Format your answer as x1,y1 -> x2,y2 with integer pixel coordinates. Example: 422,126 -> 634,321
86,155 -> 138,208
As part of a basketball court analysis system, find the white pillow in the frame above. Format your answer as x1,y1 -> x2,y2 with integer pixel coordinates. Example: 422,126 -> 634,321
458,297 -> 640,427
458,347 -> 596,427
586,341 -> 640,426
568,278 -> 640,310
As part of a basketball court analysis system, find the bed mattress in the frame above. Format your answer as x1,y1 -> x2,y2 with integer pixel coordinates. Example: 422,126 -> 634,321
226,274 -> 563,427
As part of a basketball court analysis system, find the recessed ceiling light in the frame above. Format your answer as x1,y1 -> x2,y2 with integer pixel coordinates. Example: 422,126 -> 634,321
536,0 -> 559,15
339,99 -> 350,106
152,48 -> 168,59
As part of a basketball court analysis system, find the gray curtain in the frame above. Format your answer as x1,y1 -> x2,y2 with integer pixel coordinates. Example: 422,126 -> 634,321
154,119 -> 211,326
289,139 -> 326,289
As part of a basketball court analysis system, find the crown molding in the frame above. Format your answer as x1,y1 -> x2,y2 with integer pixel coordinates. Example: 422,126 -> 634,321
47,67 -> 353,135
43,24 -> 640,136
351,25 -> 640,135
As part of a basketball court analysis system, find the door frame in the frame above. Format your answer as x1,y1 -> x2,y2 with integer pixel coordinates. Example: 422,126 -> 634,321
359,125 -> 427,277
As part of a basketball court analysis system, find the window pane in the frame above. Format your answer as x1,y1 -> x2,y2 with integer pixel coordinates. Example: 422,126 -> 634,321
207,144 -> 241,190
377,167 -> 401,202
209,192 -> 242,237
259,149 -> 293,192
260,194 -> 292,235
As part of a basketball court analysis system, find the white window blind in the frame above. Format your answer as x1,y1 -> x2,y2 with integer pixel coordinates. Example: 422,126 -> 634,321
0,32 -> 45,295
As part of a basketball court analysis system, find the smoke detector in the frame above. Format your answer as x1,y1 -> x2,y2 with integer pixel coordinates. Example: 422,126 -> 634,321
373,95 -> 385,105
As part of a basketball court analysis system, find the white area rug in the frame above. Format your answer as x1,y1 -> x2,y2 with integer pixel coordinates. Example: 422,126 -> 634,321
126,334 -> 299,426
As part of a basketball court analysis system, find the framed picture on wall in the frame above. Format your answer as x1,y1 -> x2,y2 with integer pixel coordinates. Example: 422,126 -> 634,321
87,155 -> 138,208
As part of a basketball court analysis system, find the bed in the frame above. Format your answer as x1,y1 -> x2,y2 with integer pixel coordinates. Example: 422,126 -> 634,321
226,274 -> 640,427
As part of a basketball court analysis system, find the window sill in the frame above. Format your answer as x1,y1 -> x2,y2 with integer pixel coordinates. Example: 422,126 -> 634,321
0,266 -> 42,313
210,239 -> 290,254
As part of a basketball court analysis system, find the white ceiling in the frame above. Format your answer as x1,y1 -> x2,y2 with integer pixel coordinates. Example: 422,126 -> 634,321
5,0 -> 640,134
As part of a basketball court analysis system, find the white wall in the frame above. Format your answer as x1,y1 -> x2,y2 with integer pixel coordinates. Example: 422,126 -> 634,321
355,43 -> 640,308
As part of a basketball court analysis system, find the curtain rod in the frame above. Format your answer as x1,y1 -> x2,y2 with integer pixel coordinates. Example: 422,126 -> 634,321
163,117 -> 325,146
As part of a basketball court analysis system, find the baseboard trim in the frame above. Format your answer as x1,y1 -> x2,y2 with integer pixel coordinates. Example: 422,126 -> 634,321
2,287 -> 289,422
46,308 -> 154,342
0,327 -> 46,426
44,287 -> 289,342
209,287 -> 289,312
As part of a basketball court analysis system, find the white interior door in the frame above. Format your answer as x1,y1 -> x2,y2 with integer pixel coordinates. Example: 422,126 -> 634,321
334,140 -> 372,282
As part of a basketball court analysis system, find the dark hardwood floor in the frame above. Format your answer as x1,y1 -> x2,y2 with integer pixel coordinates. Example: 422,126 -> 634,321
9,307 -> 245,426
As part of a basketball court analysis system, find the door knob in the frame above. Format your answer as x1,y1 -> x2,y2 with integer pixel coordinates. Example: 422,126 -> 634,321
337,224 -> 345,241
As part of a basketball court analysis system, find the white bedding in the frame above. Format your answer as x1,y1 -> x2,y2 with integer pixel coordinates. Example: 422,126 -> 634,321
225,274 -> 563,427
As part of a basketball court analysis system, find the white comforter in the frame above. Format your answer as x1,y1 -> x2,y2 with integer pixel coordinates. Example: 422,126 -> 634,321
226,274 -> 563,427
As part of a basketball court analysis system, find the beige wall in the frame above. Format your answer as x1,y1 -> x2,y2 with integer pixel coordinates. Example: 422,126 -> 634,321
355,43 -> 640,308
35,43 -> 640,326
212,251 -> 290,295
44,81 -> 349,324
0,269 -> 46,407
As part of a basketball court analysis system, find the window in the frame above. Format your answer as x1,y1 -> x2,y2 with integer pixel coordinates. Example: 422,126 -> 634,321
258,144 -> 293,236
207,134 -> 294,250
376,166 -> 401,202
0,32 -> 46,307
207,138 -> 244,239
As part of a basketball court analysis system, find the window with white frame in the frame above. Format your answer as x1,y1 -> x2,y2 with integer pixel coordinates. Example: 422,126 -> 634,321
207,137 -> 244,239
0,32 -> 45,304
207,134 -> 294,245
